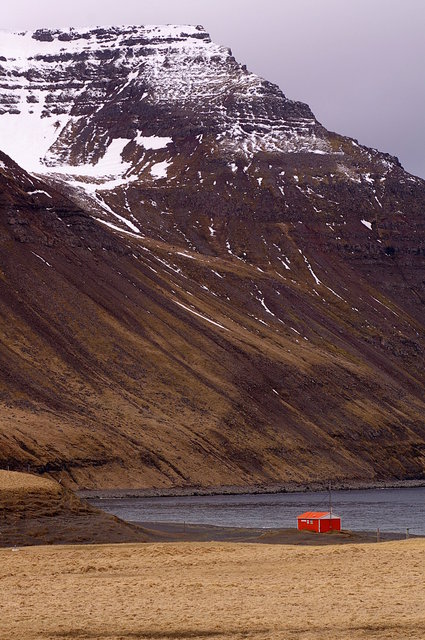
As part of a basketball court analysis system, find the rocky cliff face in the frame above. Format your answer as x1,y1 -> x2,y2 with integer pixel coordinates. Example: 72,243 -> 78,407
0,26 -> 424,489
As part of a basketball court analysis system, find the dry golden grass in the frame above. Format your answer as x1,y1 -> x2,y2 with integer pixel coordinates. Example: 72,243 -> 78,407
0,470 -> 64,520
0,470 -> 60,494
0,471 -> 149,546
0,539 -> 423,640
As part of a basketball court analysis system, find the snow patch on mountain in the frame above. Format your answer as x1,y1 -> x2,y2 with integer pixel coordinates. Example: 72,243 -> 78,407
135,135 -> 173,150
150,159 -> 172,179
54,138 -> 132,179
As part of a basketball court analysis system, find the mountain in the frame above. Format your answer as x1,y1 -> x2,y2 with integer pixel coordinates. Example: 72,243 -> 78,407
0,25 -> 424,489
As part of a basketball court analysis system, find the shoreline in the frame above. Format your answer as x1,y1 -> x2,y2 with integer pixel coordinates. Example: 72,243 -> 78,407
131,521 -> 423,545
78,477 -> 425,500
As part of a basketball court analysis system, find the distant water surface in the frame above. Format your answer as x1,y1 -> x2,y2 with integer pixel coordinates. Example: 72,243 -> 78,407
88,486 -> 425,535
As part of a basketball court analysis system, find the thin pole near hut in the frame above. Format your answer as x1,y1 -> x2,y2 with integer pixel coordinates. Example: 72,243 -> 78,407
328,481 -> 333,530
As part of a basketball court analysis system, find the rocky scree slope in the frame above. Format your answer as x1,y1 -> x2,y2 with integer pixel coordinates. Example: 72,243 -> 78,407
0,25 -> 424,489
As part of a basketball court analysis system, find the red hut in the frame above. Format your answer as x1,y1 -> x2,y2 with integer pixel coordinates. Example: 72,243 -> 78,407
297,511 -> 341,533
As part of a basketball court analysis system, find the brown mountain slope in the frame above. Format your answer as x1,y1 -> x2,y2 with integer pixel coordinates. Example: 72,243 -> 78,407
0,144 -> 424,489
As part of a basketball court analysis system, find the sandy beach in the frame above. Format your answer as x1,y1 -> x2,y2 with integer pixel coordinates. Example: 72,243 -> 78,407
1,539 -> 424,640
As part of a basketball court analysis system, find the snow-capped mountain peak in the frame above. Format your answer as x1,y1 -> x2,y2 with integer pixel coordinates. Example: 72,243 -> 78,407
0,24 -> 327,178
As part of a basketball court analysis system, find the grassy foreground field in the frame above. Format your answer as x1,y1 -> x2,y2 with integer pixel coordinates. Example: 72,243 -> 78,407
0,539 -> 424,640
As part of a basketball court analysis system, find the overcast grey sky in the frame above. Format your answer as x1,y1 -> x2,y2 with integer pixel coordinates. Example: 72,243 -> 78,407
2,0 -> 424,178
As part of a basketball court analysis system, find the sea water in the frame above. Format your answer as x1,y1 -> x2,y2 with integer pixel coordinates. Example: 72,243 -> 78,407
88,486 -> 425,535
